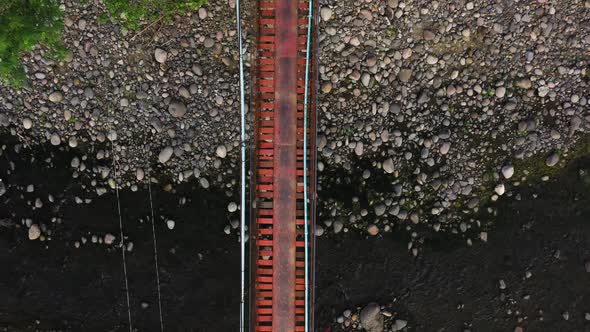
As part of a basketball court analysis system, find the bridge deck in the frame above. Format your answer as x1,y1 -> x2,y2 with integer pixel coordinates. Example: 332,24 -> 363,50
249,0 -> 318,330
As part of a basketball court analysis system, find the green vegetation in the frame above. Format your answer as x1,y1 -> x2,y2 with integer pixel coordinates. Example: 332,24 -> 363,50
481,89 -> 495,98
103,0 -> 207,31
512,135 -> 590,181
0,0 -> 64,87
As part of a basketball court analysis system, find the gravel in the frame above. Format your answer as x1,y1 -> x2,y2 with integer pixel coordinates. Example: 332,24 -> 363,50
0,0 -> 588,243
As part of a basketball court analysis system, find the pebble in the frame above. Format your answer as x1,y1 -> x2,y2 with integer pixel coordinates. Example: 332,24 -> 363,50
136,168 -> 145,181
104,233 -> 116,245
23,118 -> 33,129
494,184 -> 505,196
398,69 -> 412,82
199,178 -> 210,189
168,100 -> 187,118
538,86 -> 550,97
216,145 -> 227,158
496,86 -> 506,98
516,79 -> 532,89
50,134 -> 61,146
367,224 -> 379,236
228,202 -> 238,212
166,220 -> 176,230
48,91 -> 63,103
158,146 -> 174,163
320,7 -> 332,21
0,114 -> 8,127
374,204 -> 386,216
417,91 -> 430,104
198,7 -> 207,19
392,320 -> 408,331
68,137 -> 78,148
28,224 -> 41,240
314,225 -> 324,236
333,221 -> 343,234
204,38 -> 215,48
154,48 -> 168,63
360,302 -> 383,332
361,73 -> 371,87
546,153 -> 559,167
501,165 -> 514,179
354,142 -> 364,156
440,142 -> 451,155
382,158 -> 395,173
426,55 -> 438,65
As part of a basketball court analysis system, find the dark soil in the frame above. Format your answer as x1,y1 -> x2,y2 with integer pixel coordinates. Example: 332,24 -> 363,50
1,140 -> 590,332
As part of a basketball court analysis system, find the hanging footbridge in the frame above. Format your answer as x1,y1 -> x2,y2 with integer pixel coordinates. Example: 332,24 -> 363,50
241,0 -> 319,330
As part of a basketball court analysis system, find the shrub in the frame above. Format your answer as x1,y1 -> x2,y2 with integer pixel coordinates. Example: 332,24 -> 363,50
103,0 -> 207,31
0,0 -> 64,87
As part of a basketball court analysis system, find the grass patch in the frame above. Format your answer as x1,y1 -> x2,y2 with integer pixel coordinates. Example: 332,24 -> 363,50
0,0 -> 64,87
103,0 -> 207,31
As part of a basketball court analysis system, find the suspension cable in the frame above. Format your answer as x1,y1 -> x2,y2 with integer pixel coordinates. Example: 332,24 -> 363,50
303,0 -> 314,330
235,0 -> 247,330
146,165 -> 164,332
110,134 -> 133,332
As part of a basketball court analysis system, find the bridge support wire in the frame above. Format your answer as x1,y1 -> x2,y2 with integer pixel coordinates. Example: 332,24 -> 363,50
235,0 -> 247,330
303,0 -> 313,330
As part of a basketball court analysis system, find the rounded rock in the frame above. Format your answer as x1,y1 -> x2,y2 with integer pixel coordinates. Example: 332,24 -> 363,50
501,165 -> 514,179
494,183 -> 505,196
320,7 -> 332,21
28,224 -> 41,240
228,202 -> 238,213
158,146 -> 174,163
154,48 -> 168,64
104,233 -> 116,245
48,91 -> 63,103
360,302 -> 383,332
216,145 -> 227,158
168,100 -> 187,118
22,118 -> 33,130
166,220 -> 176,230
382,158 -> 395,174
546,153 -> 559,167
367,224 -> 379,236
50,133 -> 61,146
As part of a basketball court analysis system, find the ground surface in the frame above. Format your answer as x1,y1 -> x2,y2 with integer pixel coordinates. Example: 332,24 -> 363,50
1,0 -> 588,240
2,138 -> 590,331
0,0 -> 589,331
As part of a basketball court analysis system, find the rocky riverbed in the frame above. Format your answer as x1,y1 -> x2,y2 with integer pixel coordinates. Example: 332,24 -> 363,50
1,0 -> 589,246
0,0 -> 590,330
